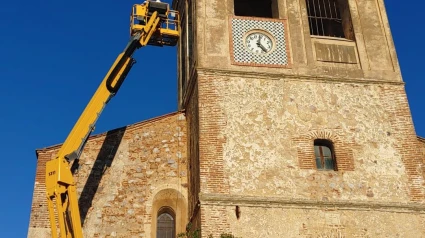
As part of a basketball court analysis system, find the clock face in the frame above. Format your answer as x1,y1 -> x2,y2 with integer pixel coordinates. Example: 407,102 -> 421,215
231,17 -> 290,67
245,31 -> 274,55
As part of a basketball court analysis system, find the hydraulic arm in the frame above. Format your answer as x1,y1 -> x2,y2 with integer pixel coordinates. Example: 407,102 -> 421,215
44,2 -> 179,238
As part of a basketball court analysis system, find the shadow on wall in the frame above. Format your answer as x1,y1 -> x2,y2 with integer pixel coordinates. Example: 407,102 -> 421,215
74,126 -> 127,225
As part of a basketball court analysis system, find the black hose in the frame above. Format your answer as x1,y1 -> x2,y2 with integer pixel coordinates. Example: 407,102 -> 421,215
105,36 -> 140,93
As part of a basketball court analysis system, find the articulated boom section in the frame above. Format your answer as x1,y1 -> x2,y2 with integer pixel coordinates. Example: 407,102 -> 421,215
44,2 -> 179,238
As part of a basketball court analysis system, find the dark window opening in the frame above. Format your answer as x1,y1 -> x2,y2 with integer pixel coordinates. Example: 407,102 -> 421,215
306,0 -> 355,40
156,207 -> 176,238
314,139 -> 336,171
234,0 -> 278,18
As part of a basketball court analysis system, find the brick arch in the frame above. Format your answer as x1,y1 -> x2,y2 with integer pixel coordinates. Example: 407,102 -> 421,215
307,130 -> 340,142
294,130 -> 354,171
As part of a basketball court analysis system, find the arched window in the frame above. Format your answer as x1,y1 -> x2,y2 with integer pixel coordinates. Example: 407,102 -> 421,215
156,207 -> 176,238
314,139 -> 336,171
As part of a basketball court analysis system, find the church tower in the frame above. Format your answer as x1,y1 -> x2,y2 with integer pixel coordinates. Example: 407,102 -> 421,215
173,0 -> 425,237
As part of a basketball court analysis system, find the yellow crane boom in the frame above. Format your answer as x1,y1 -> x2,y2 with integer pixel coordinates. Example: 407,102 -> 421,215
44,2 -> 179,237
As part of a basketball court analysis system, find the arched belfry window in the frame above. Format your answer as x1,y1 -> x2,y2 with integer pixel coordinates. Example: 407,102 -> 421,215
314,139 -> 336,171
156,207 -> 176,238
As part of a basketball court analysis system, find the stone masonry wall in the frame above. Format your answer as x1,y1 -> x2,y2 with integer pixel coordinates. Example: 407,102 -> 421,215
201,203 -> 425,238
198,73 -> 424,202
196,72 -> 425,237
28,112 -> 188,238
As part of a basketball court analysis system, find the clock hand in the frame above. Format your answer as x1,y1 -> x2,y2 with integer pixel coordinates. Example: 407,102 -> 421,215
256,35 -> 268,53
257,42 -> 268,53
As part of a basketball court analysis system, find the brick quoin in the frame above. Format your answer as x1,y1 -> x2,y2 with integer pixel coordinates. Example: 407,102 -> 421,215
29,150 -> 57,230
419,137 -> 425,172
382,85 -> 425,201
201,205 -> 230,237
198,75 -> 230,194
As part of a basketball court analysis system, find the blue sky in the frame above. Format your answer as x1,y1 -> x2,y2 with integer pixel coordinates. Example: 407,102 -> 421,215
0,0 -> 423,237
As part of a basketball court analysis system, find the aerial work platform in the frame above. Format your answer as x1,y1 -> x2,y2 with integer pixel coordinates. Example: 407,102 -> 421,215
130,1 -> 180,46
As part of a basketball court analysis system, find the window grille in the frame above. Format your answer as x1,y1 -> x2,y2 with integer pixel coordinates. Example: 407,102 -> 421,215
157,212 -> 175,238
156,207 -> 176,238
306,0 -> 346,38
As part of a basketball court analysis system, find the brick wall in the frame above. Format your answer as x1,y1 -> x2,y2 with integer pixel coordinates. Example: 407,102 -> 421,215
419,136 -> 425,161
200,205 -> 230,237
381,87 -> 425,201
420,137 -> 425,181
197,75 -> 229,195
29,150 -> 58,236
28,112 -> 188,238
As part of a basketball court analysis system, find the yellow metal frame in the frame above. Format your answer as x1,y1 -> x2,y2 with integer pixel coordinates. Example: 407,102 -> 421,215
130,3 -> 180,46
45,2 -> 179,237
